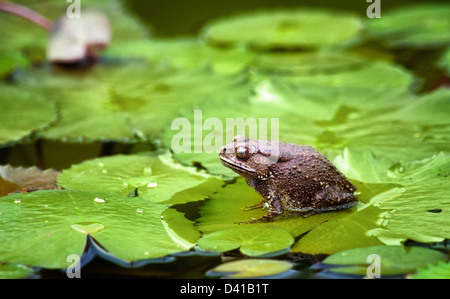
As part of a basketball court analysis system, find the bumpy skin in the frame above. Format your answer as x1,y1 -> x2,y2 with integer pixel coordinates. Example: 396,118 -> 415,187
219,136 -> 358,222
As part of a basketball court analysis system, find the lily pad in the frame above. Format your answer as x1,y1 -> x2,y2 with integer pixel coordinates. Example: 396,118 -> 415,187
410,261 -> 450,279
334,149 -> 450,246
252,51 -> 367,77
0,264 -> 35,279
197,226 -> 294,257
366,4 -> 450,48
104,37 -> 255,74
57,152 -> 223,205
0,189 -> 195,268
207,259 -> 293,278
202,8 -> 363,50
0,84 -> 57,147
317,245 -> 447,277
17,61 -> 243,143
439,47 -> 450,75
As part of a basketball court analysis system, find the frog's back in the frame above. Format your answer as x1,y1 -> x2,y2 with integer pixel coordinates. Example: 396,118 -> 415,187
272,144 -> 357,211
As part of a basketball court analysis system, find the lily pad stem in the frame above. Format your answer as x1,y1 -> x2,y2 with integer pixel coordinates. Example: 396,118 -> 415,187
0,1 -> 52,31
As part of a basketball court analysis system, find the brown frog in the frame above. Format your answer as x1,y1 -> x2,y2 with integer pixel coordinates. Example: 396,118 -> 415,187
219,136 -> 358,222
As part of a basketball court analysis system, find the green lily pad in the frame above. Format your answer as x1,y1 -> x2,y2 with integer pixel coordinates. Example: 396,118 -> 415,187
197,226 -> 294,257
252,51 -> 367,77
57,152 -> 223,204
366,154 -> 450,245
207,259 -> 292,278
439,47 -> 450,75
0,84 -> 57,147
316,88 -> 450,163
0,50 -> 29,78
333,149 -> 450,246
0,152 -> 225,268
366,4 -> 450,48
202,8 -> 363,50
0,264 -> 35,279
0,189 -> 196,268
104,37 -> 255,74
18,61 -> 242,143
410,261 -> 450,279
318,245 -> 447,276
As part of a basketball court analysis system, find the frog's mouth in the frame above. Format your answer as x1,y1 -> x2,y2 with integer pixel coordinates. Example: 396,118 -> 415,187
220,156 -> 256,175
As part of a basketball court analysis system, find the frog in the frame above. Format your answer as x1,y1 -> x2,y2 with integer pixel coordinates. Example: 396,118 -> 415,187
219,136 -> 358,223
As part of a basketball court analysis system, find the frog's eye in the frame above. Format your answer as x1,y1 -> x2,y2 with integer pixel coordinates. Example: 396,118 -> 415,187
235,145 -> 251,160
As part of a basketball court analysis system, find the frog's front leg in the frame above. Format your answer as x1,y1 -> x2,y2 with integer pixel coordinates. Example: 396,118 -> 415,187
242,200 -> 265,212
241,190 -> 284,223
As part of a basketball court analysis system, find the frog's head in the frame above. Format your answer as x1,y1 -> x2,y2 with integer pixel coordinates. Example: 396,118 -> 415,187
219,136 -> 290,180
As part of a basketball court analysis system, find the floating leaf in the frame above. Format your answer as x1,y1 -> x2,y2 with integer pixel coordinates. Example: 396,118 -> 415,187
207,259 -> 292,278
104,37 -> 255,74
333,150 -> 450,246
410,261 -> 450,279
57,152 -> 222,205
17,62 -> 243,143
366,4 -> 450,48
202,8 -> 363,50
0,264 -> 35,279
439,47 -> 450,75
197,226 -> 294,257
0,189 -> 195,268
317,245 -> 446,277
252,51 -> 367,77
0,84 -> 57,147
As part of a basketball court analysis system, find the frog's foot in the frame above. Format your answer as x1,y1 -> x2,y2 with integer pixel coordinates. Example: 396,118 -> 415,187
281,210 -> 317,219
241,201 -> 265,212
236,212 -> 281,224
237,197 -> 284,224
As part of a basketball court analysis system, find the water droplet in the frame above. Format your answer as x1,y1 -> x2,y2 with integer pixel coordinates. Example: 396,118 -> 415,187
94,197 -> 105,203
144,167 -> 152,175
102,169 -> 108,174
136,208 -> 144,213
144,251 -> 149,256
98,162 -> 104,167
147,182 -> 158,188
71,222 -> 105,234
14,199 -> 21,204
